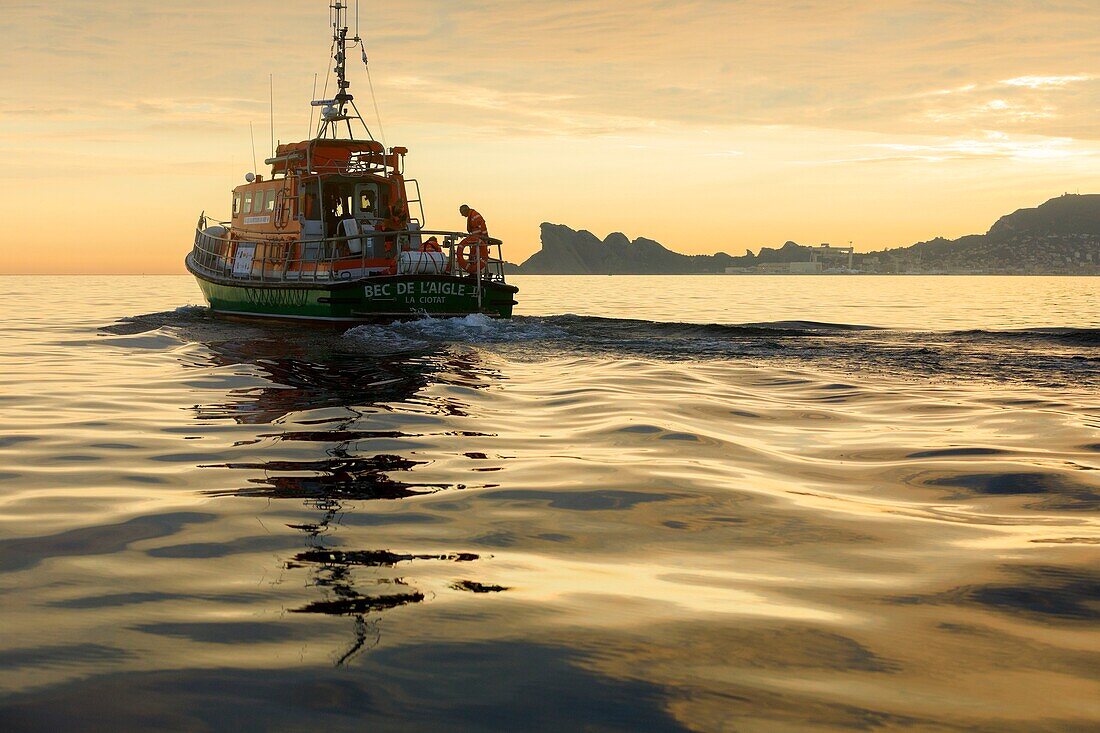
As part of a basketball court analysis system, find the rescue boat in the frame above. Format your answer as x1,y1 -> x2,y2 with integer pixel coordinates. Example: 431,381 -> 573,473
186,2 -> 518,322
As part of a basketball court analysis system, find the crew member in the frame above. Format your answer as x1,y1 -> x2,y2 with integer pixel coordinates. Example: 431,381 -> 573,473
459,204 -> 488,239
378,203 -> 408,254
324,191 -> 354,239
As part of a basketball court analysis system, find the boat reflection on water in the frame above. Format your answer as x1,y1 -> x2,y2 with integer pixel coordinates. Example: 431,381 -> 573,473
190,332 -> 489,424
118,310 -> 508,665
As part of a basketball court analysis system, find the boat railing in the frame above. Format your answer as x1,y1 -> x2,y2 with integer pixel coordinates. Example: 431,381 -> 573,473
189,214 -> 509,288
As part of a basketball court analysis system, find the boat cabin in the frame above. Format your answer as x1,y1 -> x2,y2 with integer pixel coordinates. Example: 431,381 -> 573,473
222,138 -> 426,272
185,0 -> 516,320
231,140 -> 416,236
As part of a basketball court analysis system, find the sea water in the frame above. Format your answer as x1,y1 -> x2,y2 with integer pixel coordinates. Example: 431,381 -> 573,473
0,275 -> 1097,731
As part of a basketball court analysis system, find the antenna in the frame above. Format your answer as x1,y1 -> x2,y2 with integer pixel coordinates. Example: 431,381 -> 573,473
249,121 -> 258,174
269,74 -> 275,157
311,1 -> 371,140
365,60 -> 386,148
308,73 -> 318,137
329,1 -> 350,119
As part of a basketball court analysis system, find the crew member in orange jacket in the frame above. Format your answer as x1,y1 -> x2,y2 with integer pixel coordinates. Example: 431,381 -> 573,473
459,204 -> 488,239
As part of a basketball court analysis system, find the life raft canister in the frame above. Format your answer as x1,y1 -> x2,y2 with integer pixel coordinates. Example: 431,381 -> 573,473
456,235 -> 490,274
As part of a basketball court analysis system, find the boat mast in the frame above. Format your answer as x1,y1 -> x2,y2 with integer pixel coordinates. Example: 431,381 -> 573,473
312,1 -> 371,140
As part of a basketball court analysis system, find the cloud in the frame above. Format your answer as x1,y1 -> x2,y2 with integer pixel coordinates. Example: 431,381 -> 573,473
3,0 -> 1098,144
1,1 -> 1098,273
1000,75 -> 1092,88
814,132 -> 1095,165
923,99 -> 1057,124
384,0 -> 1100,140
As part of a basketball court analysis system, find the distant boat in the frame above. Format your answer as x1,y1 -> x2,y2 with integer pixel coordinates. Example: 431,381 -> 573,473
186,1 -> 518,323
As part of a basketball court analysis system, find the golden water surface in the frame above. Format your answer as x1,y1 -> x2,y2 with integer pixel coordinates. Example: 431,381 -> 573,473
0,275 -> 1097,732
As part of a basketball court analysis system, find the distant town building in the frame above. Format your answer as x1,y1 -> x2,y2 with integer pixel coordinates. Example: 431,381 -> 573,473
811,243 -> 854,270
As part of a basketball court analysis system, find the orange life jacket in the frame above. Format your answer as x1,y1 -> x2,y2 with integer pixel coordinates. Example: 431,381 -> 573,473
466,209 -> 487,237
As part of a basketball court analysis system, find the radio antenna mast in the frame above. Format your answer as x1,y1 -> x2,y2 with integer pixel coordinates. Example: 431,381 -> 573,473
307,73 -> 318,137
269,74 -> 275,157
311,1 -> 371,140
249,122 -> 258,174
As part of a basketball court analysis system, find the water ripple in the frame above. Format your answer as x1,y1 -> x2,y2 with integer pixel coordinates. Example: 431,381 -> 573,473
1,275 -> 1098,731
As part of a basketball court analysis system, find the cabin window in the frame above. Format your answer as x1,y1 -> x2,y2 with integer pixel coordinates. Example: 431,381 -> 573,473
265,189 -> 276,213
232,193 -> 242,217
355,183 -> 383,218
243,192 -> 253,215
357,188 -> 375,215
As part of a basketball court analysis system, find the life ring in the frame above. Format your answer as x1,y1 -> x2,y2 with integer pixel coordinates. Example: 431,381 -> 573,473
420,236 -> 442,254
456,235 -> 490,274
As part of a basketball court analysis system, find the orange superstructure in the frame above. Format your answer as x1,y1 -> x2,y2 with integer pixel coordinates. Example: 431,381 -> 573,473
185,1 -> 517,322
216,100 -> 426,277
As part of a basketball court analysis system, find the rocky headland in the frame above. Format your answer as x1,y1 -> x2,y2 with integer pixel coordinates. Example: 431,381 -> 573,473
511,194 -> 1100,275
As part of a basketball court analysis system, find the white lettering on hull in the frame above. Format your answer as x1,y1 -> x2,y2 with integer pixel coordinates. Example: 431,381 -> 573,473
364,281 -> 482,304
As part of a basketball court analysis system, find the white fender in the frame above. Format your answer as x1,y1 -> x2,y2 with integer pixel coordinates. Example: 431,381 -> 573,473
340,218 -> 363,254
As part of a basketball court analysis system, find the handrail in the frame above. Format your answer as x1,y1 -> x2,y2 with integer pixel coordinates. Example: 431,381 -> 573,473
190,214 -> 508,287
198,218 -> 502,247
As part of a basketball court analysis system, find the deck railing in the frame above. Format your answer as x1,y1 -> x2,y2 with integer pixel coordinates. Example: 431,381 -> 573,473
188,214 -> 509,289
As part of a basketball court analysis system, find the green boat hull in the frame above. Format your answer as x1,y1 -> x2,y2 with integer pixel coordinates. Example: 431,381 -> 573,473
190,272 -> 518,323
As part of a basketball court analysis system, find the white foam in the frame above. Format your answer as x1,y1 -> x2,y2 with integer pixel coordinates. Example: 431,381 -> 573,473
344,314 -> 561,349
172,304 -> 209,316
343,325 -> 430,352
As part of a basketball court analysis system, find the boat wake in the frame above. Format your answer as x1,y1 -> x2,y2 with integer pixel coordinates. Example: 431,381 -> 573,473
345,313 -> 564,351
106,308 -> 1098,388
338,314 -> 1098,386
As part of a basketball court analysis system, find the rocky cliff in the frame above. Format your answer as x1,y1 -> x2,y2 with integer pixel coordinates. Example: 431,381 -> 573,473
515,194 -> 1100,274
518,224 -> 731,274
518,224 -> 817,274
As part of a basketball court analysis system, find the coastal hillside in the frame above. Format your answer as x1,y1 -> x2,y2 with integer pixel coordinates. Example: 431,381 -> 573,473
894,194 -> 1100,273
515,194 -> 1100,274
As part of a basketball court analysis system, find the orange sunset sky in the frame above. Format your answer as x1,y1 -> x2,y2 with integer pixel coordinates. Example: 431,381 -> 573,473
0,0 -> 1097,274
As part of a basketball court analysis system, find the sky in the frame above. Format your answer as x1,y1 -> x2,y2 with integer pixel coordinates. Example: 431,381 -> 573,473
0,0 -> 1097,273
